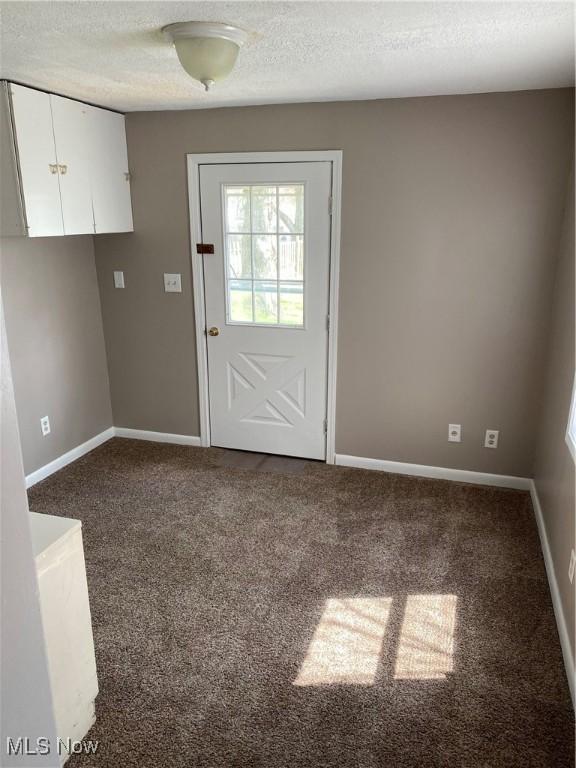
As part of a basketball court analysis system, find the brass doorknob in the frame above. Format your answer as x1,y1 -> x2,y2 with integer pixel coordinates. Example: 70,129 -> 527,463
208,327 -> 220,337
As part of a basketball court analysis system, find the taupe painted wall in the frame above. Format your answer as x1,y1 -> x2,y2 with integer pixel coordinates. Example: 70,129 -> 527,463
533,169 -> 575,666
1,297 -> 60,767
1,236 -> 113,475
94,89 -> 574,476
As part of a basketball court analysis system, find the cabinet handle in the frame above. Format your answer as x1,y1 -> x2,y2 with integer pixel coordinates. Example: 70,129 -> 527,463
58,164 -> 67,175
49,164 -> 58,174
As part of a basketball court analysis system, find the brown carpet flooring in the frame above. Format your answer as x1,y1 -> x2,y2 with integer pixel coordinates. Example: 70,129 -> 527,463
28,438 -> 574,767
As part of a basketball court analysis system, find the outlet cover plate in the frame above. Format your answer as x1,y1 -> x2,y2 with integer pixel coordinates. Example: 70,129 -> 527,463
40,415 -> 50,436
484,429 -> 499,449
448,424 -> 461,443
569,550 -> 576,584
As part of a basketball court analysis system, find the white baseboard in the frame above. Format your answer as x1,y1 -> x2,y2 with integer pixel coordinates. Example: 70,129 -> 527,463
334,454 -> 531,490
25,428 -> 203,487
113,428 -> 202,446
530,480 -> 575,708
25,427 -> 116,488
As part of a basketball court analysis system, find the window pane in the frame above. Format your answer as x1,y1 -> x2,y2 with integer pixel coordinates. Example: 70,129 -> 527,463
279,282 -> 304,326
225,187 -> 250,232
279,186 -> 304,233
253,235 -> 277,279
251,187 -> 277,232
254,281 -> 278,323
279,235 -> 304,280
227,234 -> 252,278
224,184 -> 305,327
229,279 -> 253,322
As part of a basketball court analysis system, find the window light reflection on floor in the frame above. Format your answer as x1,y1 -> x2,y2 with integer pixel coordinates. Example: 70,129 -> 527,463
294,594 -> 458,686
293,598 -> 393,686
394,594 -> 457,680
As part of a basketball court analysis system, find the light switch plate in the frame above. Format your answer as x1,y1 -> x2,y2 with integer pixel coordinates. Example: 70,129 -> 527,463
164,273 -> 182,293
113,270 -> 125,289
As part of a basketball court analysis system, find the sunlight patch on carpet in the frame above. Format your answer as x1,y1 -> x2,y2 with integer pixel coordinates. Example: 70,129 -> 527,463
294,597 -> 393,686
394,594 -> 457,680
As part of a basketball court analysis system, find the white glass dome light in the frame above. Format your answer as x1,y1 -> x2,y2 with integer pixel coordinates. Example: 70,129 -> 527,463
162,21 -> 250,91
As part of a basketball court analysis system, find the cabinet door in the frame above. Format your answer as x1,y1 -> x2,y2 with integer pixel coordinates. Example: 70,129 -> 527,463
86,105 -> 133,233
50,94 -> 94,235
9,84 -> 64,236
0,82 -> 26,236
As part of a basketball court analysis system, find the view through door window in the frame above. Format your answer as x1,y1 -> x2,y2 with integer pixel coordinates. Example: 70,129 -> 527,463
224,184 -> 305,327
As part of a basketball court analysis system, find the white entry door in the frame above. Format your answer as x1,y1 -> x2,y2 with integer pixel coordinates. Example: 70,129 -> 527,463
199,161 -> 332,459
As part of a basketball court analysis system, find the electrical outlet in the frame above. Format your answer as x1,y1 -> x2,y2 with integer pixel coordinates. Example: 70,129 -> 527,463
569,550 -> 576,584
164,273 -> 182,293
40,415 -> 50,436
113,270 -> 125,288
484,429 -> 499,449
448,424 -> 461,443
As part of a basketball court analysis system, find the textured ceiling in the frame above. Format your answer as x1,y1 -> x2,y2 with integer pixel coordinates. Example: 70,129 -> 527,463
0,1 -> 574,112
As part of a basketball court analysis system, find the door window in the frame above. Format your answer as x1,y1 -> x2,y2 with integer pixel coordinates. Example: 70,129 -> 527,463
224,184 -> 304,327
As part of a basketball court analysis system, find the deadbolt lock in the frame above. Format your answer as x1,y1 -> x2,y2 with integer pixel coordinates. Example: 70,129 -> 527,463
208,327 -> 220,337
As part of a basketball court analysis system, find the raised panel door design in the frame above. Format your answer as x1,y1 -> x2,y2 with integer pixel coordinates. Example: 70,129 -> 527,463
86,105 -> 133,234
9,84 -> 63,236
201,161 -> 331,460
50,94 -> 94,235
226,353 -> 306,428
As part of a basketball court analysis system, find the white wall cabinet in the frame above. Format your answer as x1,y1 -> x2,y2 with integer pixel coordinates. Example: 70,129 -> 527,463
1,82 -> 133,237
8,84 -> 64,236
87,105 -> 133,234
50,94 -> 96,235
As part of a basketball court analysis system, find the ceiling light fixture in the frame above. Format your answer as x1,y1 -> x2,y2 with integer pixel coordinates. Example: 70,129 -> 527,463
162,21 -> 249,92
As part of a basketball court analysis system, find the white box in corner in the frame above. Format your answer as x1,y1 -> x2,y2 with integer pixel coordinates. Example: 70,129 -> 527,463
30,512 -> 98,762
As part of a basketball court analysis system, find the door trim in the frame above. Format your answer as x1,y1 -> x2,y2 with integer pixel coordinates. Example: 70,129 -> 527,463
186,150 -> 342,463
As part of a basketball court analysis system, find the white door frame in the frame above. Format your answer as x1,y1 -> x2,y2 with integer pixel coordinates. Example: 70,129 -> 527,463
186,150 -> 342,464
